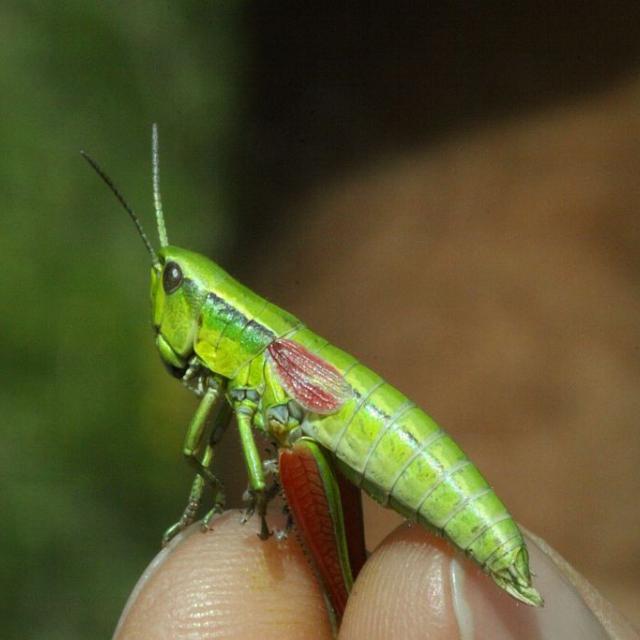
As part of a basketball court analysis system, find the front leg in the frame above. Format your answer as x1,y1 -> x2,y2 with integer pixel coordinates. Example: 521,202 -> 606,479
162,456 -> 208,546
162,379 -> 229,545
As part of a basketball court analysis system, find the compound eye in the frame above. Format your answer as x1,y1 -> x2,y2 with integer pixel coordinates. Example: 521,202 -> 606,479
163,261 -> 183,294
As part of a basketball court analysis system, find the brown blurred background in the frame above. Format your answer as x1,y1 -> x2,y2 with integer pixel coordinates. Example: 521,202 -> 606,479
231,3 -> 640,626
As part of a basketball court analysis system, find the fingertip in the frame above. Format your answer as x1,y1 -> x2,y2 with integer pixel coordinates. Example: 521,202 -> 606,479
340,523 -> 620,640
114,508 -> 334,640
339,523 -> 459,640
455,532 -> 611,639
522,531 -> 639,640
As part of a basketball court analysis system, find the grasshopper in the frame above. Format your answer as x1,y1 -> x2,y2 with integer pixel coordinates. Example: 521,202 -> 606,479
82,126 -> 542,618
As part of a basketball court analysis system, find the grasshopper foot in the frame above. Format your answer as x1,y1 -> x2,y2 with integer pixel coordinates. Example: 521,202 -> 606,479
201,489 -> 225,532
201,503 -> 224,532
273,529 -> 288,541
273,502 -> 295,540
241,489 -> 272,539
258,513 -> 271,540
161,494 -> 202,546
162,518 -> 188,547
240,489 -> 255,524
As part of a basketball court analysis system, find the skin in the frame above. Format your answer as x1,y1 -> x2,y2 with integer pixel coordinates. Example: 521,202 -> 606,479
113,506 -> 638,640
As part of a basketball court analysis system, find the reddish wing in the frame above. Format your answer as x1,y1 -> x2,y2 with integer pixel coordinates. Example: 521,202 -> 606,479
268,339 -> 352,414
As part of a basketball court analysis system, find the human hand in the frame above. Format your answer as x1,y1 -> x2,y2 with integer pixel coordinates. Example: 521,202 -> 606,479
113,505 -> 638,639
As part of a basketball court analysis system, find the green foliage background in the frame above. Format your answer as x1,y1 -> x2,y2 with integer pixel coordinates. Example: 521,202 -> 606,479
0,4 -> 244,638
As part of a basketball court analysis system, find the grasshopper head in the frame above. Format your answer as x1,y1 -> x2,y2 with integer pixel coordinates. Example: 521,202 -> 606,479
151,246 -> 218,378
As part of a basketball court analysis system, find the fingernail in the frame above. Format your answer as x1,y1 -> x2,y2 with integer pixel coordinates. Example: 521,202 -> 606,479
449,538 -> 611,640
451,557 -> 475,640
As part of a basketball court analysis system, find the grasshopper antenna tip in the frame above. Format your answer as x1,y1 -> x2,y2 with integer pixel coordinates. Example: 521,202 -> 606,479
80,149 -> 159,265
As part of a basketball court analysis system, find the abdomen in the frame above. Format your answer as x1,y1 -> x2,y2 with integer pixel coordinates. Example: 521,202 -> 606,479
301,348 -> 524,572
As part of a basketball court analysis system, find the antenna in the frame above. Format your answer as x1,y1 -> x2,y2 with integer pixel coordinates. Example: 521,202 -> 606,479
80,150 -> 159,265
152,123 -> 169,247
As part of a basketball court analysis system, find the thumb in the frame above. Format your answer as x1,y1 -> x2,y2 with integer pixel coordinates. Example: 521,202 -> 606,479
339,523 -> 638,640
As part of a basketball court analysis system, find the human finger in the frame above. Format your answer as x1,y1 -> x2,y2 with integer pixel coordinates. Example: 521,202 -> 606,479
113,506 -> 334,640
339,523 -> 638,639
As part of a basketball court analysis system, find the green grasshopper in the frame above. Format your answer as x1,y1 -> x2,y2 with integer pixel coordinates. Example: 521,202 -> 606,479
81,126 -> 542,612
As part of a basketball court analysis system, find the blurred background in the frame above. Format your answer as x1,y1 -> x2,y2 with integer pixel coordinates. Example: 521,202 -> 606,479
1,3 -> 639,637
